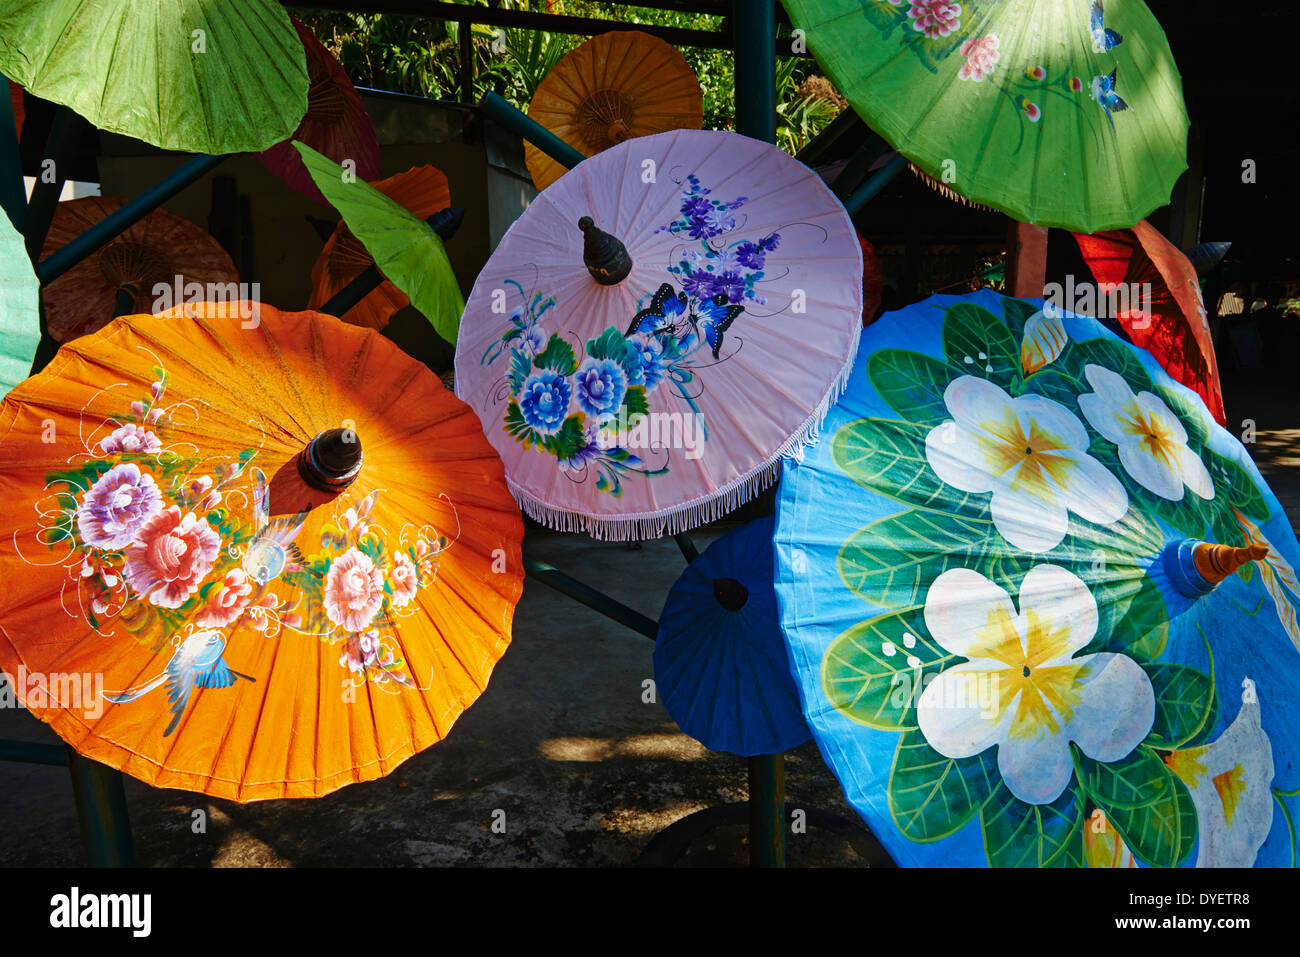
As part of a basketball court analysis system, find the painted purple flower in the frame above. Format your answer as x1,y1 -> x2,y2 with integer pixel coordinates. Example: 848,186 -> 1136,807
340,630 -> 380,674
76,463 -> 164,550
681,194 -> 712,222
628,335 -> 668,392
518,370 -> 571,435
521,326 -> 546,356
735,234 -> 780,270
559,421 -> 605,473
99,423 -> 161,455
574,358 -> 627,417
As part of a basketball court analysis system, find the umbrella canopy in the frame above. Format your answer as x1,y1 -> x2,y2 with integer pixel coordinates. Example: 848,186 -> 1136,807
39,196 -> 240,343
774,289 -> 1300,867
780,0 -> 1189,231
525,29 -> 703,192
454,128 -> 862,540
0,206 -> 39,397
0,302 -> 523,801
654,517 -> 811,756
0,0 -> 307,155
297,143 -> 463,343
1073,219 -> 1224,424
257,17 -> 379,205
8,79 -> 22,139
308,163 -> 452,332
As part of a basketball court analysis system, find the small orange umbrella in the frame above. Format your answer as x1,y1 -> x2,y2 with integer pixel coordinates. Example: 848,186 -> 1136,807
39,196 -> 239,343
257,17 -> 379,205
0,302 -> 523,801
1073,219 -> 1225,426
308,165 -> 451,330
524,30 -> 703,191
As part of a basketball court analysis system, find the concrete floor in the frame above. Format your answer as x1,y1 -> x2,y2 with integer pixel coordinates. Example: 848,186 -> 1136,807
1,373 -> 1293,868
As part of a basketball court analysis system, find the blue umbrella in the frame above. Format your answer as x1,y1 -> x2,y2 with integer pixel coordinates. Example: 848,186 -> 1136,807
774,289 -> 1300,867
656,517 -> 810,756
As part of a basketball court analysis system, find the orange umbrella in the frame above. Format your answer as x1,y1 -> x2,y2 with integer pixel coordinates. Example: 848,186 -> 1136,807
1073,219 -> 1225,425
0,302 -> 523,801
39,196 -> 239,343
308,165 -> 451,330
525,30 -> 702,191
257,17 -> 379,205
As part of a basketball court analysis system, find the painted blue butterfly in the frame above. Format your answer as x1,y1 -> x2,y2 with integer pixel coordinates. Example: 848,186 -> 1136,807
1090,67 -> 1130,130
242,467 -> 307,585
693,293 -> 745,359
627,282 -> 690,336
1090,0 -> 1123,52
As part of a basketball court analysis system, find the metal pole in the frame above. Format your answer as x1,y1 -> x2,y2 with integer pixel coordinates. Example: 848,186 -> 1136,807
35,152 -> 226,286
25,106 -> 81,260
479,92 -> 586,171
66,747 -> 135,867
0,73 -> 26,232
844,153 -> 907,216
673,533 -> 700,564
524,556 -> 659,640
459,18 -> 474,105
748,754 -> 785,867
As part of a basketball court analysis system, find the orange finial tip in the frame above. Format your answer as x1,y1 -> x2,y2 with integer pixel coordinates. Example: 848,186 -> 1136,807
1194,542 -> 1269,584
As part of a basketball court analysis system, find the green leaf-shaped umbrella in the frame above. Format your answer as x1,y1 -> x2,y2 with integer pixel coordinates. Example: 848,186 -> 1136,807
0,0 -> 307,154
780,0 -> 1189,231
0,206 -> 39,398
295,142 -> 465,344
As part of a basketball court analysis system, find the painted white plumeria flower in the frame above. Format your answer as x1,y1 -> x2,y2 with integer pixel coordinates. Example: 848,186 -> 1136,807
917,565 -> 1155,806
1163,678 -> 1274,867
1077,364 -> 1214,502
925,376 -> 1128,552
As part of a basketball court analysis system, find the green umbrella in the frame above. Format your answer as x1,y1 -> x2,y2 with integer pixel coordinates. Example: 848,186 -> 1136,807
781,0 -> 1188,231
0,0 -> 307,155
295,142 -> 465,345
0,206 -> 39,397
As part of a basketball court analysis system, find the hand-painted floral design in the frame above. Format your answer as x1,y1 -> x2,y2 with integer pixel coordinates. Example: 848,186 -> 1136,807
574,358 -> 627,417
1235,508 -> 1300,651
195,568 -> 254,627
1078,364 -> 1214,502
907,0 -> 961,39
958,34 -> 999,81
323,546 -> 385,632
389,551 -> 420,608
518,370 -> 572,435
124,507 -> 221,609
1021,99 -> 1041,122
925,375 -> 1128,551
99,423 -> 162,455
1162,679 -> 1274,866
76,463 -> 164,550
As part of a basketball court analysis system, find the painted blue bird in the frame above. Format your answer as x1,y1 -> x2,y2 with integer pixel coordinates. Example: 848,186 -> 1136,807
103,629 -> 254,736
1089,0 -> 1123,52
1090,67 -> 1129,130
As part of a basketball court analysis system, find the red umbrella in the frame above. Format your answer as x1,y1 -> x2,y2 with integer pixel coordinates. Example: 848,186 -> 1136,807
8,80 -> 22,140
1073,219 -> 1225,425
859,231 -> 882,326
257,17 -> 379,205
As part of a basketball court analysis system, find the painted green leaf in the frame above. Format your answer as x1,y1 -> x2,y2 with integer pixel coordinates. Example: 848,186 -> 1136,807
831,416 -> 984,514
1077,745 -> 1196,868
1157,383 -> 1210,451
941,303 -> 1019,384
1070,337 -> 1155,395
821,608 -> 953,730
1204,449 -> 1269,522
867,349 -> 954,423
540,414 -> 586,459
1107,573 -> 1170,660
889,729 -> 998,843
534,334 -> 577,376
1001,297 -> 1040,339
981,781 -> 1087,868
1144,663 -> 1218,750
586,326 -> 640,377
619,385 -> 648,420
508,349 -> 530,394
838,509 -> 1005,608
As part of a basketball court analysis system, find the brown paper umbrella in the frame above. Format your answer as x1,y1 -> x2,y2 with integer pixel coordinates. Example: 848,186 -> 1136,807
257,17 -> 379,205
308,164 -> 450,331
39,197 -> 239,343
524,29 -> 702,192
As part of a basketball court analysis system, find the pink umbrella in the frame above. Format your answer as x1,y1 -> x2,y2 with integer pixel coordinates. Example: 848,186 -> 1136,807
257,17 -> 379,205
454,129 -> 862,540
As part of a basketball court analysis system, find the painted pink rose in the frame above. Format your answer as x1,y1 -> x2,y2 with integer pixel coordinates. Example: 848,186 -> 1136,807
340,631 -> 380,674
908,0 -> 962,40
389,552 -> 420,608
323,547 -> 385,632
195,568 -> 253,626
958,33 -> 999,81
246,595 -> 280,633
99,423 -> 161,455
76,463 -> 164,550
124,507 -> 221,609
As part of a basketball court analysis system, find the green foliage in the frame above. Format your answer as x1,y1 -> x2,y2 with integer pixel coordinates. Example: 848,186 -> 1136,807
889,729 -> 999,842
981,782 -> 1086,868
1076,745 -> 1197,868
533,333 -> 577,375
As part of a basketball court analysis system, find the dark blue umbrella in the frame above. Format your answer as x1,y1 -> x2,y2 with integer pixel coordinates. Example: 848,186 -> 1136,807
655,517 -> 810,756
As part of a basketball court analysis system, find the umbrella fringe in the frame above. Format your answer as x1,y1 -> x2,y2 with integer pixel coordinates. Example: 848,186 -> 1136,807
507,333 -> 858,541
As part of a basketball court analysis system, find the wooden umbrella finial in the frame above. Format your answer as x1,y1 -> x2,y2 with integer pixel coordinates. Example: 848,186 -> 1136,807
1193,542 -> 1269,585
